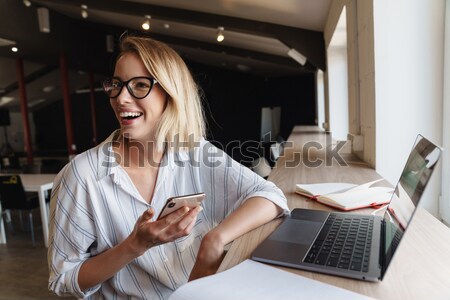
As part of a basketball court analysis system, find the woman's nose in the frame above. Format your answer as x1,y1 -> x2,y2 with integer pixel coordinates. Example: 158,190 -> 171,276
116,86 -> 134,104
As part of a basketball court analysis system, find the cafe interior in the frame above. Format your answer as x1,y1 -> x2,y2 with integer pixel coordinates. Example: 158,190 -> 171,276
1,0 -> 449,299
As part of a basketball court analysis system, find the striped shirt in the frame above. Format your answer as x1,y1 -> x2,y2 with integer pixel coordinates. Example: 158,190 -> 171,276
48,130 -> 289,299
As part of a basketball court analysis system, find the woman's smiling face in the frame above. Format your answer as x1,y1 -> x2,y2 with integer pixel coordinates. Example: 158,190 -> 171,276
110,52 -> 167,142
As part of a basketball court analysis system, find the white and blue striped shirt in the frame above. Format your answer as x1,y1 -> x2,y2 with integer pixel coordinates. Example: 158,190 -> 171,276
48,130 -> 289,299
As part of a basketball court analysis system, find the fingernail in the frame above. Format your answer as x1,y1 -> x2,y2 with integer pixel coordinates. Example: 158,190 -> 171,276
196,206 -> 203,212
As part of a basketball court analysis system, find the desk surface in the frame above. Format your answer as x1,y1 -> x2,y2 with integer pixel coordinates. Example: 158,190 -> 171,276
218,126 -> 450,300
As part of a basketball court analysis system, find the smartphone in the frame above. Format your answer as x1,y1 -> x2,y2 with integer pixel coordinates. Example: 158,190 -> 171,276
157,192 -> 205,220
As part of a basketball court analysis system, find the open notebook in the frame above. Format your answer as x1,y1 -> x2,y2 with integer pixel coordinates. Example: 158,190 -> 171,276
295,179 -> 393,211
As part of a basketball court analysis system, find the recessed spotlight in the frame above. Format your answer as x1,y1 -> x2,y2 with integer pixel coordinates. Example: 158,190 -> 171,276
11,47 -> 18,52
23,0 -> 32,7
163,23 -> 170,29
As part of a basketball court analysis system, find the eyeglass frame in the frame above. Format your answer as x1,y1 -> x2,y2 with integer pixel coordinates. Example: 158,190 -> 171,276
102,76 -> 158,99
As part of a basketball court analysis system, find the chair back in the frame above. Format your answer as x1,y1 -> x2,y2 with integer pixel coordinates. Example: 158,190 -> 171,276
0,175 -> 28,210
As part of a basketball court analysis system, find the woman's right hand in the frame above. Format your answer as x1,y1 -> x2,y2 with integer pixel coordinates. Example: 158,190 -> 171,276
127,206 -> 202,256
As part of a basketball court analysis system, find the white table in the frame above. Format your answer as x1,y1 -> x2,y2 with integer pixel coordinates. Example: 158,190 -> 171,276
0,174 -> 55,247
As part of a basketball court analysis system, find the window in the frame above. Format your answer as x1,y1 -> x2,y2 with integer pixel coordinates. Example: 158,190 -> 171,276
327,6 -> 349,141
440,0 -> 450,225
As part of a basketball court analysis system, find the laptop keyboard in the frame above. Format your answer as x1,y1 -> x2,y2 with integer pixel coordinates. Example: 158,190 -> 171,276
303,213 -> 374,272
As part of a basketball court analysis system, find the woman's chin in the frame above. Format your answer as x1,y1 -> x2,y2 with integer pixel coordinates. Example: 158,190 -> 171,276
120,129 -> 152,143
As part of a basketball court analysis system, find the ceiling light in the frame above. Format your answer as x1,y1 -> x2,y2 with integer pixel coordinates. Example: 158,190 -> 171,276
75,87 -> 103,94
42,85 -> 55,93
23,0 -> 32,7
28,99 -> 46,108
37,7 -> 50,33
0,97 -> 15,107
0,37 -> 16,47
237,64 -> 251,72
287,48 -> 307,66
142,15 -> 151,30
11,47 -> 18,52
216,26 -> 225,42
81,5 -> 88,19
163,23 -> 170,29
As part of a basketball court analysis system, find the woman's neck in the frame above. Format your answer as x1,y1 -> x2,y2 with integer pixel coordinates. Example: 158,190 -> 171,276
116,135 -> 164,169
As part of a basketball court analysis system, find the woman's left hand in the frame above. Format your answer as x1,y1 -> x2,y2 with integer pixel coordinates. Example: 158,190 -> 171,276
188,230 -> 225,281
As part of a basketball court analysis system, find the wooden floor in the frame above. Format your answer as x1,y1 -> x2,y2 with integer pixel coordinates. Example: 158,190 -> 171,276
0,209 -> 75,299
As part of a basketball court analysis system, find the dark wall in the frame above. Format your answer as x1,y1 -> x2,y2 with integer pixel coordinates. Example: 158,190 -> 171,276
34,101 -> 67,155
33,91 -> 116,156
266,75 -> 317,140
33,62 -> 316,161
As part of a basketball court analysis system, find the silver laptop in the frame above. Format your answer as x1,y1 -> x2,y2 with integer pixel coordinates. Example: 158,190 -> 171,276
252,135 -> 442,281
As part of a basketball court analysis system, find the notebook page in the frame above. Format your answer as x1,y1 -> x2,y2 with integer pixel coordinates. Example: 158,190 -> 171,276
169,260 -> 374,300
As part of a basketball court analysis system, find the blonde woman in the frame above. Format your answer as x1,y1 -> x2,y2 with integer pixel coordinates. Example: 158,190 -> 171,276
48,35 -> 289,299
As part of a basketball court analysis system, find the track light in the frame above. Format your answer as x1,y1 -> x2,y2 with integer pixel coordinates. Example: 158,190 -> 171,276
142,15 -> 151,30
37,7 -> 50,33
216,27 -> 225,42
81,4 -> 88,19
287,48 -> 307,66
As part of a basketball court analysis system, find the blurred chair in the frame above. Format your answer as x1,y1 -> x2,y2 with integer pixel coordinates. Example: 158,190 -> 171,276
270,136 -> 286,163
250,156 -> 272,179
0,175 -> 39,246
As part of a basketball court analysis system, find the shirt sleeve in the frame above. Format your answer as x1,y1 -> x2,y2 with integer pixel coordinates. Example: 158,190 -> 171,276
47,157 -> 101,298
199,141 -> 290,227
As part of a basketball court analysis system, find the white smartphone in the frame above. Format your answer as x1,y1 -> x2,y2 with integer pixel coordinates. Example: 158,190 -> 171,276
157,192 -> 205,220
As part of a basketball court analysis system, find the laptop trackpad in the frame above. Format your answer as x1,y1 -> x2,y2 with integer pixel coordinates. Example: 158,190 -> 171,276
270,219 -> 322,245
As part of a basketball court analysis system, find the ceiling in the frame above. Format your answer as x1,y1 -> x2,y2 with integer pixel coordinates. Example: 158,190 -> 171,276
0,0 -> 332,112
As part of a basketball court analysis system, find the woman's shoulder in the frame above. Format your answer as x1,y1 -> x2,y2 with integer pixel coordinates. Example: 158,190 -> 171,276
54,148 -> 98,184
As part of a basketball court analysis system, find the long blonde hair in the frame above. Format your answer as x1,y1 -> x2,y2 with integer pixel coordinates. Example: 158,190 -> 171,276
116,35 -> 206,151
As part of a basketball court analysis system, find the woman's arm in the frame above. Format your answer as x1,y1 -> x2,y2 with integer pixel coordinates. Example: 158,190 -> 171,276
188,197 -> 282,281
78,206 -> 202,291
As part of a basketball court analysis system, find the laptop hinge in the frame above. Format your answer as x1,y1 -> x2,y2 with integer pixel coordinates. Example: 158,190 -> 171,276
379,219 -> 386,279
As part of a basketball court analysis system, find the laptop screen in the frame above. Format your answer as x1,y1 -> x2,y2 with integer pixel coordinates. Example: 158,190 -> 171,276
381,135 -> 441,277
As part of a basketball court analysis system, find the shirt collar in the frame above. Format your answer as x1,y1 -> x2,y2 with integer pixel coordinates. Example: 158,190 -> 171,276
96,130 -> 121,181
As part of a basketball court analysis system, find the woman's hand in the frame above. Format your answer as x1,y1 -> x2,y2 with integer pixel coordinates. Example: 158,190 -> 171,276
78,206 -> 202,292
127,206 -> 203,256
188,229 -> 226,281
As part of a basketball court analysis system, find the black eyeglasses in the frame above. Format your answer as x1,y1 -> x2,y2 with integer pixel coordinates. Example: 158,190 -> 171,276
102,76 -> 158,99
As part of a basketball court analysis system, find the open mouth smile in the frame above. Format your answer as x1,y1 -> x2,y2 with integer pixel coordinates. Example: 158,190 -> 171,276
120,111 -> 143,120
